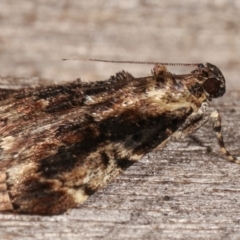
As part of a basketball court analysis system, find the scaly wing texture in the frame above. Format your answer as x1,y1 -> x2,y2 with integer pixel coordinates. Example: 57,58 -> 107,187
0,68 -> 205,214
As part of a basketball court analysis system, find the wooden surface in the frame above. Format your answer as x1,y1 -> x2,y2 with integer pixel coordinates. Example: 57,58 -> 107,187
0,1 -> 240,239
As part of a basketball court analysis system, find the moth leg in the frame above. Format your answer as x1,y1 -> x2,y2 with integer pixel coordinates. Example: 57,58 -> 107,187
159,104 -> 240,164
172,102 -> 210,139
157,102 -> 210,149
210,110 -> 240,164
188,135 -> 212,153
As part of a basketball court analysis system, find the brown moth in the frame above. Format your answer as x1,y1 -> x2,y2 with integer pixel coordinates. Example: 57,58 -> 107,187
0,60 -> 238,215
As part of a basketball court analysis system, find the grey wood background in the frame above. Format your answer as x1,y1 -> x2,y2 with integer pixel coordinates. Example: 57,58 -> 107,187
0,1 -> 240,240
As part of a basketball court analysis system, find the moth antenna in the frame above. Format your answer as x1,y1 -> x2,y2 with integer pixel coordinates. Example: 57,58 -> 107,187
62,57 -> 201,67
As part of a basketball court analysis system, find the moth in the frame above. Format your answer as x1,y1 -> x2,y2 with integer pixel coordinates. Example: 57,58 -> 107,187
0,59 -> 238,215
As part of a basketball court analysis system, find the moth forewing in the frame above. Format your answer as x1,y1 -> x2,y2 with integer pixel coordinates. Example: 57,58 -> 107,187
0,62 -> 238,215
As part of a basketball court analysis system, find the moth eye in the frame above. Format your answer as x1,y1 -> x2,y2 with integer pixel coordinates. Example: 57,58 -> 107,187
203,78 -> 220,95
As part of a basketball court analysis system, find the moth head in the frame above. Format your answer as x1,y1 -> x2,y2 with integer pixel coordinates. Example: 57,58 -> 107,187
193,63 -> 226,98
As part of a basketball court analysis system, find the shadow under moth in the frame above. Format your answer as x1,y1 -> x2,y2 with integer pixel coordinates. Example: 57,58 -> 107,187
0,59 -> 238,215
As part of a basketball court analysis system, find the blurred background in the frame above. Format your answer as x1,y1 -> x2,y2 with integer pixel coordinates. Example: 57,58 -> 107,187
0,0 -> 239,89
